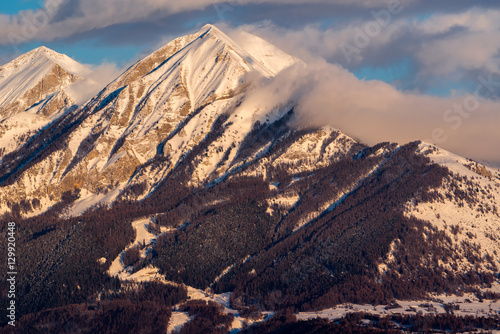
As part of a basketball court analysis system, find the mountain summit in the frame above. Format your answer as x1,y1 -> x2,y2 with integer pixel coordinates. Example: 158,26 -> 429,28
113,24 -> 295,88
0,47 -> 90,158
0,46 -> 89,119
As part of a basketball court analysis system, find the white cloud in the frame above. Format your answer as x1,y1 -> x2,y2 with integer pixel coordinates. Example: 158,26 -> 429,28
238,8 -> 500,71
4,1 -> 499,82
416,8 -> 500,34
65,62 -> 123,105
416,32 -> 500,76
238,61 -> 500,164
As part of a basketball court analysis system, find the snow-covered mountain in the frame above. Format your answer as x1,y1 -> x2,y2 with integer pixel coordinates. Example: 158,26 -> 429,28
1,26 -> 498,248
0,24 -> 301,213
0,47 -> 89,157
1,24 -> 500,333
2,23 -> 499,266
400,143 -> 500,274
0,46 -> 88,118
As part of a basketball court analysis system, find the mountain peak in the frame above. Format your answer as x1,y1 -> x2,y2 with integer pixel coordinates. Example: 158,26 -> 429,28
0,46 -> 89,117
9,46 -> 60,65
104,24 -> 298,100
199,23 -> 219,32
198,24 -> 227,38
30,45 -> 52,55
2,46 -> 89,77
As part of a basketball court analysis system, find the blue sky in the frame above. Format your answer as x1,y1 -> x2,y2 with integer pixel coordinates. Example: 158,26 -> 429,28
1,1 -> 41,15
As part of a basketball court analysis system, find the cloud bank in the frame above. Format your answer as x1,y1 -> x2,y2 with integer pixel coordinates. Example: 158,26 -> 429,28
239,61 -> 500,165
3,1 -> 500,98
235,8 -> 500,95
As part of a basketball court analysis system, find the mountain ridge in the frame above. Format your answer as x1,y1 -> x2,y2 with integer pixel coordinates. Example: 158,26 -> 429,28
0,24 -> 300,214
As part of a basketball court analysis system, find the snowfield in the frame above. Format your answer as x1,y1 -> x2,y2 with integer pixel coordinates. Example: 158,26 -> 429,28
296,293 -> 500,325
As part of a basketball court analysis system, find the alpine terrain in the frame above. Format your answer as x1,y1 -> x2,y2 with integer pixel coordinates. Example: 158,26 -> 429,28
0,46 -> 90,157
0,24 -> 499,333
